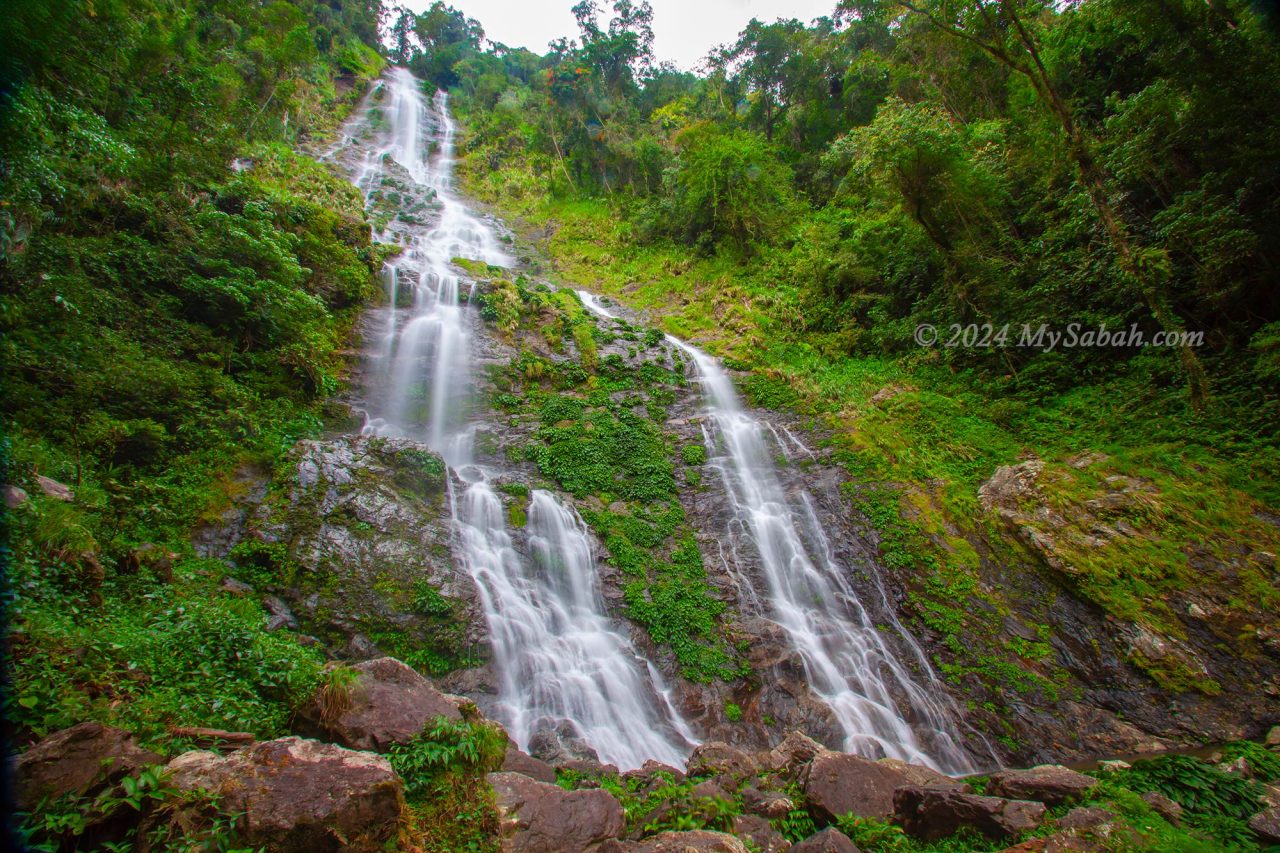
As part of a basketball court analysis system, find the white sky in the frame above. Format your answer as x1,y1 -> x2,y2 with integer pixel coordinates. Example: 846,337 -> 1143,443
400,0 -> 839,70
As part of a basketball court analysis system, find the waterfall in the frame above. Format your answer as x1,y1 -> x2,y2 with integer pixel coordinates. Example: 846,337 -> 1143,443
336,68 -> 694,769
577,291 -> 977,775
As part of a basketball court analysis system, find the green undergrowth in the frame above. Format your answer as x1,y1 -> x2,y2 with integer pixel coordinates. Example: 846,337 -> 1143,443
473,273 -> 745,682
389,715 -> 507,853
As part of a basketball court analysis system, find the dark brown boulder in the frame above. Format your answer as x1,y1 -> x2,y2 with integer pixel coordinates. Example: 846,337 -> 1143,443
489,770 -> 625,852
16,722 -> 163,810
503,745 -> 558,784
165,737 -> 405,852
601,830 -> 750,852
986,765 -> 1097,806
802,751 -> 913,821
295,657 -> 460,752
1250,807 -> 1280,845
1056,807 -> 1115,831
732,814 -> 791,852
894,785 -> 1046,841
763,731 -> 825,777
791,828 -> 861,853
687,742 -> 757,780
742,787 -> 796,819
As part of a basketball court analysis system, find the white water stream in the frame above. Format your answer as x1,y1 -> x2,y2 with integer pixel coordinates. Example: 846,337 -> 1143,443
577,292 -> 977,774
336,68 -> 693,769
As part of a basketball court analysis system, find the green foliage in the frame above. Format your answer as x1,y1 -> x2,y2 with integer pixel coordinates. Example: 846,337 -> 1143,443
228,539 -> 296,589
388,716 -> 506,853
723,702 -> 742,722
1220,740 -> 1280,782
681,443 -> 707,465
1109,755 -> 1264,821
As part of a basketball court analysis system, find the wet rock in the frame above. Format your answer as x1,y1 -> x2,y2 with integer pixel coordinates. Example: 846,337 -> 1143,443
790,828 -> 860,853
601,830 -> 750,852
1096,760 -> 1130,773
503,746 -> 558,784
742,787 -> 795,819
529,719 -> 603,765
35,474 -> 74,501
3,484 -> 28,508
987,765 -> 1097,806
16,722 -> 163,811
687,741 -> 757,780
732,814 -> 791,852
165,737 -> 405,852
803,750 -> 912,821
1249,807 -> 1280,845
489,771 -> 624,853
1267,726 -> 1280,748
295,657 -> 461,752
347,632 -> 378,659
894,786 -> 1047,841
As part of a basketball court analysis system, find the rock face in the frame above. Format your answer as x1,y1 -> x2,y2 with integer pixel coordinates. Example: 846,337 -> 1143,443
489,771 -> 625,853
165,737 -> 405,852
1250,807 -> 1280,845
802,750 -> 913,821
790,828 -> 860,853
894,786 -> 1046,841
238,435 -> 482,667
295,657 -> 460,751
986,765 -> 1097,806
16,722 -> 163,810
731,814 -> 791,852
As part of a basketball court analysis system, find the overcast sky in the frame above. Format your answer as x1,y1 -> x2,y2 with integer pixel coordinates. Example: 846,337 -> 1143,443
401,0 -> 839,70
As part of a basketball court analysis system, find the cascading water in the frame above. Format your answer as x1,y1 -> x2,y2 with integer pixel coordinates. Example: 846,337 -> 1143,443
577,291 -> 977,775
335,68 -> 694,769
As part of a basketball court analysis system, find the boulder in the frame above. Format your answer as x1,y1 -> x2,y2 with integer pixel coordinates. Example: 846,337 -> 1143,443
1250,807 -> 1280,845
790,828 -> 860,853
763,731 -> 825,777
529,719 -> 602,765
503,746 -> 558,784
170,727 -> 255,751
686,742 -> 757,780
295,657 -> 460,752
601,830 -> 750,852
35,475 -> 74,501
165,737 -> 405,852
489,771 -> 624,853
986,765 -> 1097,806
4,484 -> 29,509
876,758 -> 962,789
1266,726 -> 1280,748
732,814 -> 791,852
803,751 -> 912,821
622,760 -> 686,790
16,721 -> 163,810
894,786 -> 1046,841
742,787 -> 795,819
1139,791 -> 1182,825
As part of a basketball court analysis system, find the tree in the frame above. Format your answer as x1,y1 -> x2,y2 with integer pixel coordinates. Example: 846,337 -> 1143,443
853,0 -> 1212,409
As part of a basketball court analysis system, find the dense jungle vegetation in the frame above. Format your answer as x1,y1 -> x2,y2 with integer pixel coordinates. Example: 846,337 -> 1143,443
4,0 -> 1280,850
1,0 -> 385,748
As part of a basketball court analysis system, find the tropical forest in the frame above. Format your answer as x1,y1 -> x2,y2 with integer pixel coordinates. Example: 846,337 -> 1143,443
2,0 -> 1280,850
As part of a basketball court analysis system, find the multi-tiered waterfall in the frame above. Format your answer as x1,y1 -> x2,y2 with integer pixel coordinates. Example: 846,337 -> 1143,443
336,68 -> 694,769
577,292 -> 977,775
